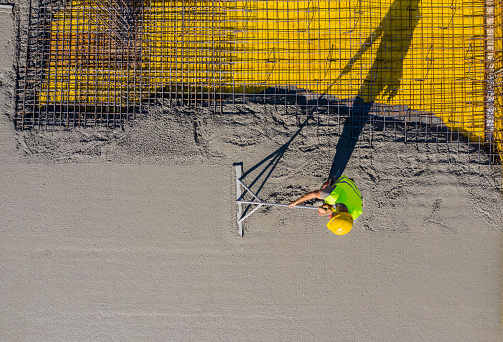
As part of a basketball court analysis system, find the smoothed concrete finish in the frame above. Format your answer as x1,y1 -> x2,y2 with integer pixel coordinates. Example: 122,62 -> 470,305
1,162 -> 502,341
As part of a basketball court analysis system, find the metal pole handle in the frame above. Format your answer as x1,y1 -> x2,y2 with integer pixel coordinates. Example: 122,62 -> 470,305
237,200 -> 319,210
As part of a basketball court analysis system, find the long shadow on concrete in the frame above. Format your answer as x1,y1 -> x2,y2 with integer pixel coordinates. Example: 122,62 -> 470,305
328,0 -> 420,179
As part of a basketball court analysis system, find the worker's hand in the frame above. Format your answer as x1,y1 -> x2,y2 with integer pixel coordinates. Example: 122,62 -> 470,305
318,204 -> 333,216
288,201 -> 297,208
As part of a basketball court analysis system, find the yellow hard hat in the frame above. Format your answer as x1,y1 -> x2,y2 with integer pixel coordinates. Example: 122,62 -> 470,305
327,212 -> 353,235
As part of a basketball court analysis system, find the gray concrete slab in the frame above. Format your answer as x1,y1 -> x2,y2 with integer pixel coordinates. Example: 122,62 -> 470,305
0,162 -> 501,341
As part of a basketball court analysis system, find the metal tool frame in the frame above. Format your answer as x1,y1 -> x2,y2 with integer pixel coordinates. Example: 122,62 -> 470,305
234,163 -> 318,237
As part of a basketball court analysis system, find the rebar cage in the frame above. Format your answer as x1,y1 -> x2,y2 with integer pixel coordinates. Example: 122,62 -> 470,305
15,0 -> 503,164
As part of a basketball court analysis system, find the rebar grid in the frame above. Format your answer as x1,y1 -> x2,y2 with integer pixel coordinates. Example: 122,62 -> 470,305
15,0 -> 503,166
84,0 -> 143,44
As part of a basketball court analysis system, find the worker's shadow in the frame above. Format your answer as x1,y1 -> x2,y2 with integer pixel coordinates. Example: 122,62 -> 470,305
328,0 -> 420,179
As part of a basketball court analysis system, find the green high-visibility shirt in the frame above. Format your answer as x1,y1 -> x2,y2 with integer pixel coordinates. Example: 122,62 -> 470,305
323,176 -> 363,220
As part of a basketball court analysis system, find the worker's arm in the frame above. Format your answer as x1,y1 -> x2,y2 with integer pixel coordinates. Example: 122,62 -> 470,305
289,190 -> 323,208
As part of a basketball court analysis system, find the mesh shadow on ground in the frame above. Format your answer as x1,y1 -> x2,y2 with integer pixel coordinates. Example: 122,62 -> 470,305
16,100 -> 498,166
219,94 -> 498,166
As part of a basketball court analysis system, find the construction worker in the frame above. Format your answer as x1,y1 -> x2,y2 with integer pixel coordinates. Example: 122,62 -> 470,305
289,175 -> 363,235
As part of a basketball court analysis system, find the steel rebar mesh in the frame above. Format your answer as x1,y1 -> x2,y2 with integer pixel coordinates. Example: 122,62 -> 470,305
16,0 -> 143,128
14,0 -> 503,170
494,0 -> 503,175
83,0 -> 143,44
